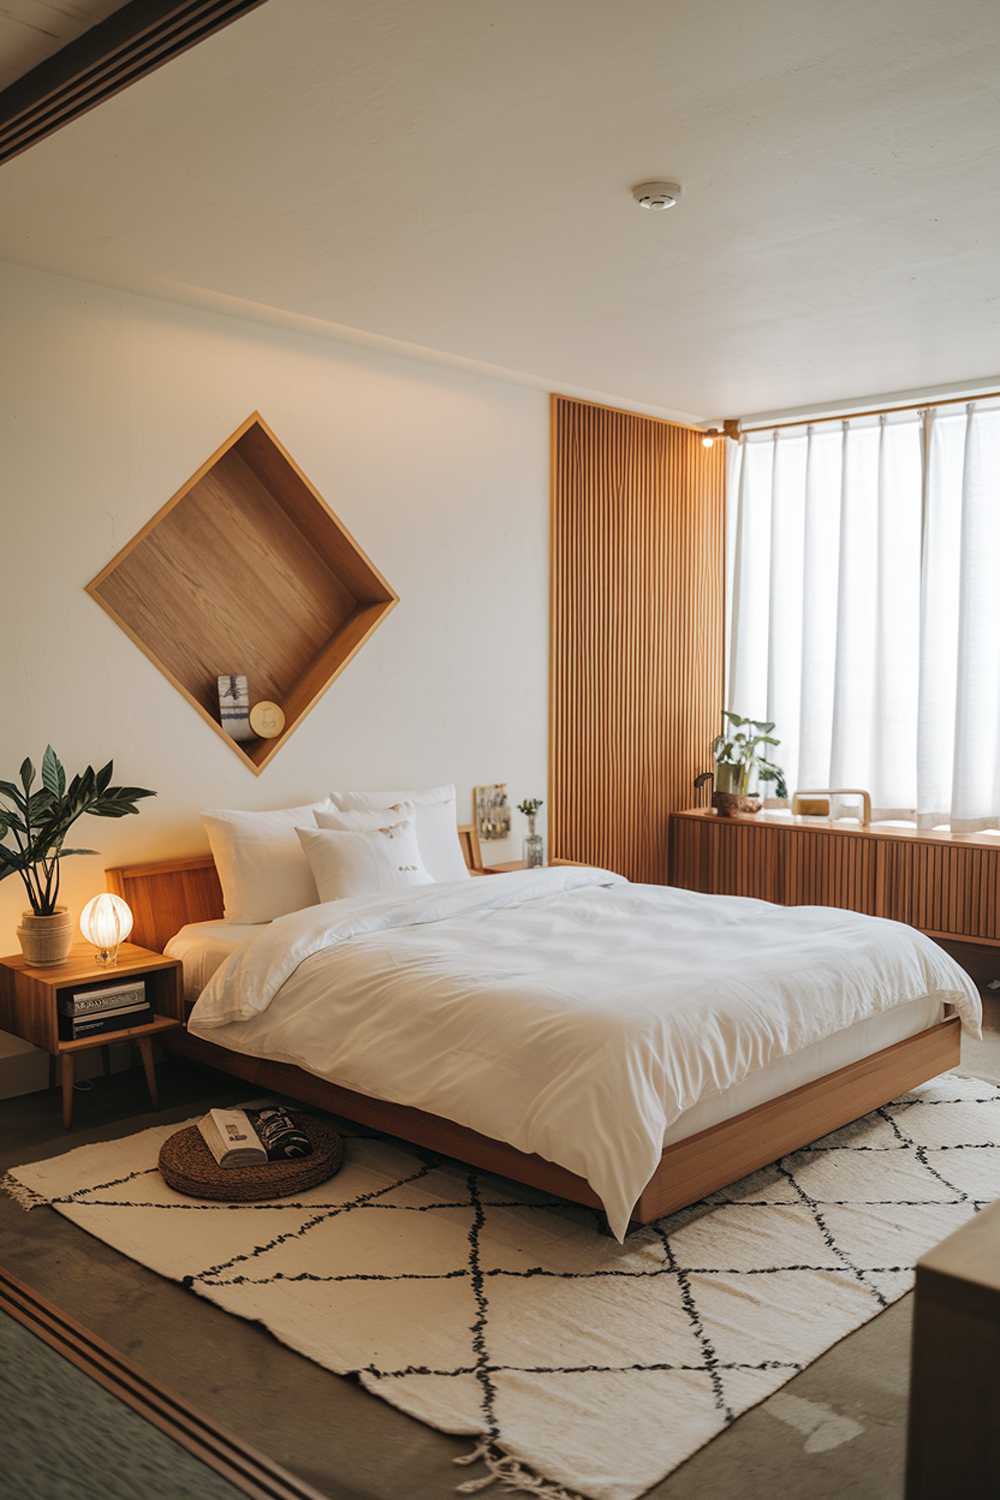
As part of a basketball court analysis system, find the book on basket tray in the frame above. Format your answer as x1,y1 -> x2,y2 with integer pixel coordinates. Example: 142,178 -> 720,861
197,1106 -> 314,1169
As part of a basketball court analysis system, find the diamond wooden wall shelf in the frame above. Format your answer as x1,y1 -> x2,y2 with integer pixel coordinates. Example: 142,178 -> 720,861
86,412 -> 397,773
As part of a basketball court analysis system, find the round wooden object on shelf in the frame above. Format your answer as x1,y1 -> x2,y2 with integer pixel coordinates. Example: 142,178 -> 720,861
158,1113 -> 343,1201
249,700 -> 286,739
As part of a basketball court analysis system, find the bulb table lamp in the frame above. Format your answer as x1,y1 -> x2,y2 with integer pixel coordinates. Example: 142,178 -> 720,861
79,893 -> 133,965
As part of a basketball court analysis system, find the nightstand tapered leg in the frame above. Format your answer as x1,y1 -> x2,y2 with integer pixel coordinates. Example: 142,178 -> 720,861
60,1055 -> 74,1129
137,1036 -> 158,1109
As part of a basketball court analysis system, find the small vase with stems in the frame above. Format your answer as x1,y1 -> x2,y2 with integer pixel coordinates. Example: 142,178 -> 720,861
517,797 -> 545,868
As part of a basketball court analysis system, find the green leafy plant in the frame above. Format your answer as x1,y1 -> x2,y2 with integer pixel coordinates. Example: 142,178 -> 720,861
0,747 -> 155,915
517,798 -> 544,819
694,711 -> 788,800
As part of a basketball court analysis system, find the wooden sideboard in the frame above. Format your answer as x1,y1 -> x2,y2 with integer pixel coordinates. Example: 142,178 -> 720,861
668,808 -> 1000,950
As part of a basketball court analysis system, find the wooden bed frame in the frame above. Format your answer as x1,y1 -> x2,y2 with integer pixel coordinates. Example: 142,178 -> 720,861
105,841 -> 961,1226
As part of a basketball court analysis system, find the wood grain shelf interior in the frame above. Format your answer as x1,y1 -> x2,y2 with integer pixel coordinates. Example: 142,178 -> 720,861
86,412 -> 397,773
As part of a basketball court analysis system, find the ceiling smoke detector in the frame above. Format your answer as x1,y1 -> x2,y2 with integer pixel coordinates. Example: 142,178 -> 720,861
632,180 -> 682,211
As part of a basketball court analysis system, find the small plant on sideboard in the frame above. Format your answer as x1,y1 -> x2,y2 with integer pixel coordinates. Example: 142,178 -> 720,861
694,712 -> 788,817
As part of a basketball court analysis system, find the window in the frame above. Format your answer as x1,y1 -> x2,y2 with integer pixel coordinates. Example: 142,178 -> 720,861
725,402 -> 1000,832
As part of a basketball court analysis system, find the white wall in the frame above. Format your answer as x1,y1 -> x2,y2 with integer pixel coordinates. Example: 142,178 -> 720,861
0,260 -> 549,953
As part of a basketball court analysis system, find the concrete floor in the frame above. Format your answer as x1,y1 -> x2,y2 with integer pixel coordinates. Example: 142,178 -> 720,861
1,1000 -> 997,1500
1,1307 -> 252,1500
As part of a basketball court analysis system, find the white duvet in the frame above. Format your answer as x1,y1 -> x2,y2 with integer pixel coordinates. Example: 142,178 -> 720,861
189,868 -> 982,1238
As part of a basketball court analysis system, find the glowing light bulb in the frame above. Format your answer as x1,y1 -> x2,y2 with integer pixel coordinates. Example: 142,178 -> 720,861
702,433 -> 714,448
80,893 -> 133,965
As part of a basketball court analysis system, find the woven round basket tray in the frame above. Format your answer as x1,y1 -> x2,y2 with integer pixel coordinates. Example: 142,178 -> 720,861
158,1113 -> 344,1202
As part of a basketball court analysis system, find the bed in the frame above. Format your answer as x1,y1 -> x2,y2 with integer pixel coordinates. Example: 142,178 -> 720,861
106,834 -> 979,1239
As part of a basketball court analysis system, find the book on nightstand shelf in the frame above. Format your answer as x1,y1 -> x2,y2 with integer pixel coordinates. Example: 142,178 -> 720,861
65,1004 -> 154,1039
57,979 -> 153,1040
59,979 -> 148,1016
197,1106 -> 314,1169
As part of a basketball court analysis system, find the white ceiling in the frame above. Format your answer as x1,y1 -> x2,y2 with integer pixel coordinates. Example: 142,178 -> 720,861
2,0 -> 1000,420
0,1 -> 120,90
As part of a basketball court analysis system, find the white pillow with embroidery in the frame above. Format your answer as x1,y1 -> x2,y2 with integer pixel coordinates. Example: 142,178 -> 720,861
329,784 -> 469,882
296,818 -> 434,902
314,801 -> 415,834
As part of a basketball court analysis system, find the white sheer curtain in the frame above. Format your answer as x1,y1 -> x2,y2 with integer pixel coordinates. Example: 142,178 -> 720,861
726,402 -> 1000,831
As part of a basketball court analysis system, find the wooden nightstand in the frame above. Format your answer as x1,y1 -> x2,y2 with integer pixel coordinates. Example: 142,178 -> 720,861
0,943 -> 182,1128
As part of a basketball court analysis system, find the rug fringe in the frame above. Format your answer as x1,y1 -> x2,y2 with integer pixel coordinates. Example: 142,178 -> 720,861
0,1171 -> 47,1212
455,1441 -> 582,1499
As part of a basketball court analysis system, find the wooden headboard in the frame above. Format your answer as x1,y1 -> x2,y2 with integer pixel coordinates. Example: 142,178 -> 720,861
106,822 -> 484,952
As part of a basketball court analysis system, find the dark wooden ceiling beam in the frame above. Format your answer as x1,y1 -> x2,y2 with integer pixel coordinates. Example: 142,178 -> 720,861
0,0 -> 271,166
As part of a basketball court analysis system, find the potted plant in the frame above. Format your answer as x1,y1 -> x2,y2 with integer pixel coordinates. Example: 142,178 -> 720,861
694,712 -> 788,817
0,747 -> 154,965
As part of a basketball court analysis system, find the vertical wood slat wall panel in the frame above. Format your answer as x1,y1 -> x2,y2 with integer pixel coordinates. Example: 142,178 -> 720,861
549,397 -> 725,882
669,812 -> 1000,945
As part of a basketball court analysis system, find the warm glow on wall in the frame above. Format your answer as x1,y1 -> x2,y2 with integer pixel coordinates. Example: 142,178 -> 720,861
80,892 -> 133,965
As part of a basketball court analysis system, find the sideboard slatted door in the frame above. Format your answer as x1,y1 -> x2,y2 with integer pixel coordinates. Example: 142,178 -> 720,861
669,810 -> 1000,946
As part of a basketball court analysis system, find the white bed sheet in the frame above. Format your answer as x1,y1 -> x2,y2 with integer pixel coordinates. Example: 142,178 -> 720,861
187,870 -> 981,1238
166,920 -> 256,1003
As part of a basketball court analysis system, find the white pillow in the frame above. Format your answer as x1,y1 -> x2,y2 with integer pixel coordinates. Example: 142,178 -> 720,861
315,801 -> 414,834
330,784 -> 470,883
297,819 -> 434,902
202,800 -> 333,923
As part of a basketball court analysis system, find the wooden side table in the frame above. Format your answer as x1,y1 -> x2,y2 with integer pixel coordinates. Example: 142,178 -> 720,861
0,943 -> 182,1127
906,1199 -> 1000,1496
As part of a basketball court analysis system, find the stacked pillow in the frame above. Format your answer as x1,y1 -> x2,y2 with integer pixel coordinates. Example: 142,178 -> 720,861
301,806 -> 433,902
328,784 -> 470,884
202,800 -> 335,923
202,784 -> 469,922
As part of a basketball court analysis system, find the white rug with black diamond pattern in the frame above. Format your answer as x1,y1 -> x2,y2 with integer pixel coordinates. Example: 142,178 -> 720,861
5,1071 -> 1000,1500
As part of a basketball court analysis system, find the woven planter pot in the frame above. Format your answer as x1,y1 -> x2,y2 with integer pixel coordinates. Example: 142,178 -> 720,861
712,791 -> 762,818
17,908 -> 73,966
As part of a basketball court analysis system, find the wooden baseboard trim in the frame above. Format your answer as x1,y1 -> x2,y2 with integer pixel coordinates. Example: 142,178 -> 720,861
0,1266 -> 328,1500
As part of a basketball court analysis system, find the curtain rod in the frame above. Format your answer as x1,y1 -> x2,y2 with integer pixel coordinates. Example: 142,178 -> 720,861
738,387 -> 1000,435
